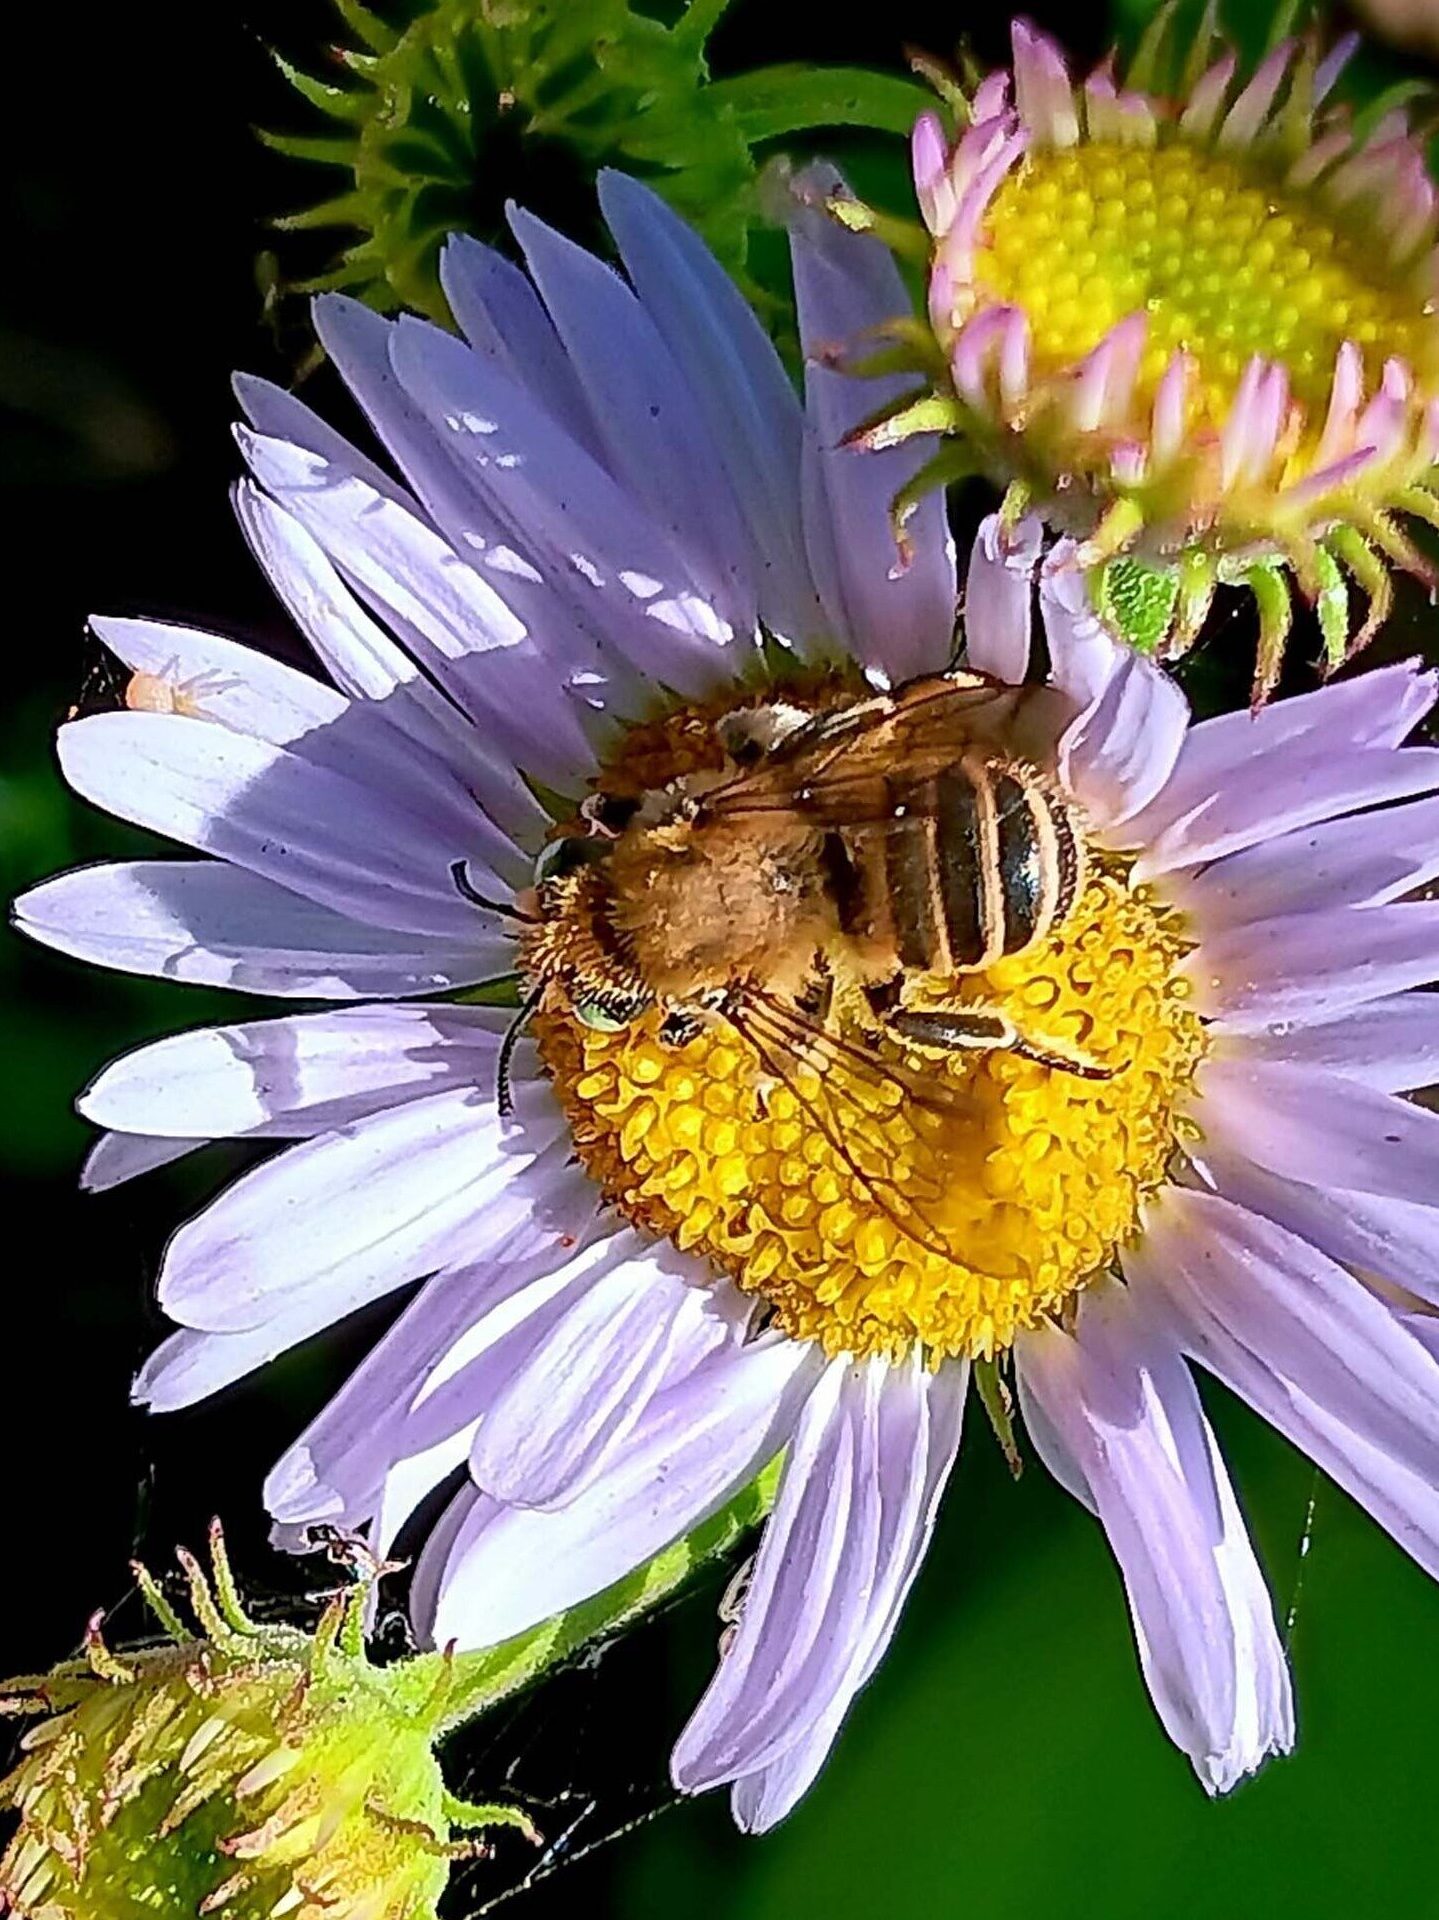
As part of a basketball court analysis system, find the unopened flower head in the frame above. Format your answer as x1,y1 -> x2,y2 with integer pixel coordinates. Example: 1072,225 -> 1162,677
17,169 -> 1439,1832
887,13 -> 1439,697
0,1525 -> 528,1920
267,0 -> 924,325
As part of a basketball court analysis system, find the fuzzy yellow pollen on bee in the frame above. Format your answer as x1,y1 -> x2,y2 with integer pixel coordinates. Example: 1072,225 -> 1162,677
508,678 -> 1209,1362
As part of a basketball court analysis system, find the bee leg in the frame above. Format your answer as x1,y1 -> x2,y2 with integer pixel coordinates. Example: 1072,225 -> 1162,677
887,1007 -> 1114,1080
863,974 -> 904,1018
659,1007 -> 706,1048
796,966 -> 835,1023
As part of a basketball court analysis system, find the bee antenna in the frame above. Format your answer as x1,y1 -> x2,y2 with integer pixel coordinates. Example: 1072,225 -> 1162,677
450,859 -> 538,924
496,981 -> 546,1118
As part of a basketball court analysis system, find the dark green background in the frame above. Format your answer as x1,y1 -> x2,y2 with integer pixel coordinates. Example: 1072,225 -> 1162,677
4,3 -> 1439,1915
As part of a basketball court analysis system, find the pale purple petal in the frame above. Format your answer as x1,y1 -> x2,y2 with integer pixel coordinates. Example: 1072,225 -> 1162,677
1135,749 -> 1439,878
135,1321 -> 322,1414
509,206 -> 756,632
673,1351 -> 966,1804
1132,1188 -> 1439,1494
79,1004 -> 508,1139
727,1353 -> 969,1832
1197,1055 -> 1439,1208
90,615 -> 346,743
786,163 -> 956,684
157,1075 -> 561,1334
264,1181 -> 604,1532
233,369 -> 409,508
1190,903 -> 1439,1029
1241,990 -> 1439,1089
238,428 -> 594,788
56,710 -> 511,940
1011,20 -> 1080,147
418,1332 -> 824,1649
1015,1291 -> 1292,1794
1173,794 -> 1439,930
1190,1144 -> 1439,1309
963,512 -> 1042,683
1123,660 -> 1438,845
1060,646 -> 1190,828
465,1238 -> 742,1510
438,234 -> 602,460
1039,548 -> 1127,711
82,1130 -> 200,1192
13,862 -> 507,999
386,314 -> 742,697
310,291 -> 636,734
597,171 -> 825,648
1130,1191 -> 1439,1579
96,604 -> 521,882
233,482 -> 546,858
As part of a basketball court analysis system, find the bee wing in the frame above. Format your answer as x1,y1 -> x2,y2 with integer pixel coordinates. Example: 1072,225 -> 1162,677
724,989 -> 1012,1280
700,675 -> 1066,828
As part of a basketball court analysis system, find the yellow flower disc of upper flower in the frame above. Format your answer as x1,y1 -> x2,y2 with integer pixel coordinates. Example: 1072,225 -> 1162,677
870,12 -> 1439,696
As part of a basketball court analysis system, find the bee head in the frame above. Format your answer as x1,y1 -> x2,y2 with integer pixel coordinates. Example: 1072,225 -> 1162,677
521,826 -> 651,1034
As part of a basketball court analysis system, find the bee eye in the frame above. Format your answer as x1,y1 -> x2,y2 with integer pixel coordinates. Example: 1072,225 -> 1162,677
573,997 -> 633,1033
534,836 -> 603,885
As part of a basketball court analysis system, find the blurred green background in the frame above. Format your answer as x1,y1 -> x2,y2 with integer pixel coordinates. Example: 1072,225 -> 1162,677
5,2 -> 1439,1915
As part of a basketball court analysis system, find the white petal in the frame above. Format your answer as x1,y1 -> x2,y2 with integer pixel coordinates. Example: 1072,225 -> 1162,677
80,1004 -> 507,1139
419,1332 -> 823,1649
1015,1289 -> 1292,1795
157,1078 -> 560,1334
15,861 -> 506,1000
57,711 -> 506,938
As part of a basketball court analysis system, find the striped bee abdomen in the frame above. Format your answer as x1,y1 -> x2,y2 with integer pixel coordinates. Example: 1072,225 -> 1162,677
848,752 -> 1083,976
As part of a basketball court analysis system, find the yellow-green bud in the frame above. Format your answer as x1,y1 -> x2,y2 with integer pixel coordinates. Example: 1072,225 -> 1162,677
0,1526 -> 531,1920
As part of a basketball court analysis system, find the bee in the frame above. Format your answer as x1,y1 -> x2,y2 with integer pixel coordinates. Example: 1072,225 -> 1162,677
457,670 -> 1111,1262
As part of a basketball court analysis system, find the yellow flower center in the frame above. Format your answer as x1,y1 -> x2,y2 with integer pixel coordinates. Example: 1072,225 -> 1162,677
535,704 -> 1208,1360
976,140 -> 1439,426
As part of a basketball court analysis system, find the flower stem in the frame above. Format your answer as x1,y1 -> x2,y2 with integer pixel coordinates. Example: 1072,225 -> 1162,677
427,1460 -> 780,1736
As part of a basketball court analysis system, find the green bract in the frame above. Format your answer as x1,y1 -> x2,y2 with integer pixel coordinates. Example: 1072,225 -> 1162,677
266,0 -> 928,324
0,1477 -> 778,1919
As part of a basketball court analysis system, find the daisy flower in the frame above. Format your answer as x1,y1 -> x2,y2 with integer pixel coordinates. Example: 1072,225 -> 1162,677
880,15 -> 1439,694
17,171 -> 1439,1831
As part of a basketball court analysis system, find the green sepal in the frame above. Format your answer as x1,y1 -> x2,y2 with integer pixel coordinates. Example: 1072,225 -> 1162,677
847,388 -> 964,454
272,53 -> 369,122
1243,557 -> 1294,708
973,1359 -> 1023,1481
1092,554 -> 1181,656
256,128 -> 358,167
1312,543 -> 1350,672
1171,546 -> 1218,653
332,0 -> 399,54
1326,522 -> 1394,657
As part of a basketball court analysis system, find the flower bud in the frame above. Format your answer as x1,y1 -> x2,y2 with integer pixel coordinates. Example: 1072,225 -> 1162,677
0,1525 -> 533,1920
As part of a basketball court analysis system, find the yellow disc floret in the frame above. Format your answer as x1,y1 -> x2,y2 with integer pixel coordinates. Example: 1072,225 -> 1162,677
537,863 -> 1206,1362
976,141 -> 1439,424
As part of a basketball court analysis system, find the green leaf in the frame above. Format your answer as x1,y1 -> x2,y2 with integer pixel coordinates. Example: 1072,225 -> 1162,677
704,65 -> 934,142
